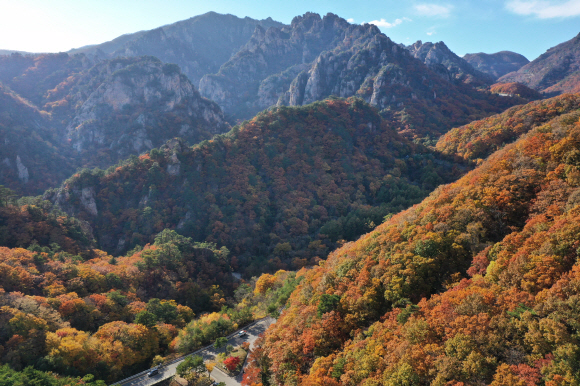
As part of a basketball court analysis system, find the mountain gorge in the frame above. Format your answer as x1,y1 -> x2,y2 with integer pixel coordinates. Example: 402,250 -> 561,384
2,8 -> 580,386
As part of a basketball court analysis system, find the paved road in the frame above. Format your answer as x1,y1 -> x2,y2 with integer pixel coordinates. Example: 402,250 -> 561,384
116,317 -> 274,386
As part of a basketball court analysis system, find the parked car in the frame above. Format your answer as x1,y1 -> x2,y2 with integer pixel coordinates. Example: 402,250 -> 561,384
237,330 -> 247,337
147,367 -> 159,377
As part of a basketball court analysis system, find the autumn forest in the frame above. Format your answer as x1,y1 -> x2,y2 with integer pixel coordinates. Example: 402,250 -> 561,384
0,9 -> 580,386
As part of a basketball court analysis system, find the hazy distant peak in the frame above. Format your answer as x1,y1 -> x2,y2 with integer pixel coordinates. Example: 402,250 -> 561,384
463,50 -> 529,79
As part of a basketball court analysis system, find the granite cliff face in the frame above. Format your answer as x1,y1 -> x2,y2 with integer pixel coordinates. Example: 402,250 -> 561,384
200,13 -> 518,137
63,57 -> 227,160
498,32 -> 580,94
0,54 -> 228,194
199,12 -> 352,119
463,51 -> 529,79
0,83 -> 77,194
71,12 -> 285,86
407,40 -> 494,86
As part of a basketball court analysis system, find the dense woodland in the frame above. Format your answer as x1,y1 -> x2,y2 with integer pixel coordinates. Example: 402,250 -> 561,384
0,203 -> 236,381
46,98 -> 465,275
0,191 -> 302,383
437,94 -> 580,163
243,94 -> 580,385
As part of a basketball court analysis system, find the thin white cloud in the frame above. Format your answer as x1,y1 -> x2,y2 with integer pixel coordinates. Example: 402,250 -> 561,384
347,18 -> 355,23
427,31 -> 436,35
414,4 -> 453,17
506,0 -> 580,18
368,17 -> 412,28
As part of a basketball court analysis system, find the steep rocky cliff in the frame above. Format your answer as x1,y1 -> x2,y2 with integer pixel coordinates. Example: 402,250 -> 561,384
0,83 -> 77,194
61,57 -> 227,164
200,13 -> 518,137
407,40 -> 494,86
0,54 -> 228,194
463,50 -> 529,79
199,12 -> 352,119
498,32 -> 580,94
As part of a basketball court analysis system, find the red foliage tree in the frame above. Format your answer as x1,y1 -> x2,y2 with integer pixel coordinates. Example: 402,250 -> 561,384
224,356 -> 241,372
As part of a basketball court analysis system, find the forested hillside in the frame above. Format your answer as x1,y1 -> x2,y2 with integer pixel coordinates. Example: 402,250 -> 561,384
0,187 -> 308,383
0,197 -> 235,382
489,82 -> 541,100
45,98 -> 463,275
499,32 -> 580,95
244,94 -> 580,386
437,93 -> 580,162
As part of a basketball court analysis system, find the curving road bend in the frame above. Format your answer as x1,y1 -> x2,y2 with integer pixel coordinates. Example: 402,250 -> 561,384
115,317 -> 274,386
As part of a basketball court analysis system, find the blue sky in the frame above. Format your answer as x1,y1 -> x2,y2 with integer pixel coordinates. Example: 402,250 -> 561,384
0,0 -> 578,60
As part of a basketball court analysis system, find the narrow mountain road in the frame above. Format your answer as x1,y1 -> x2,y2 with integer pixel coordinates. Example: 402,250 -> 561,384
114,317 -> 274,386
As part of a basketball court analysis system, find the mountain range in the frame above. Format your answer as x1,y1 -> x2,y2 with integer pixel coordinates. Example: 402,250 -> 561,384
198,12 -> 517,136
0,12 -> 529,197
70,12 -> 285,86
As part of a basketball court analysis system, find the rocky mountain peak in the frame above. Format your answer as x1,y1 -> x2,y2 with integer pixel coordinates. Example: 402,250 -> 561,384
64,57 -> 227,156
407,40 -> 493,86
290,12 -> 322,29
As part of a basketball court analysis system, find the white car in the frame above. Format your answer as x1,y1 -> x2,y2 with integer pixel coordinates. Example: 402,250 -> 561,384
237,330 -> 247,337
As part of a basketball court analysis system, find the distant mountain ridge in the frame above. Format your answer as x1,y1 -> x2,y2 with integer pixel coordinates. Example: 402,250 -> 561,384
499,32 -> 580,94
0,49 -> 37,56
1,12 -> 522,141
70,12 -> 285,86
200,12 -> 519,137
463,50 -> 529,79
